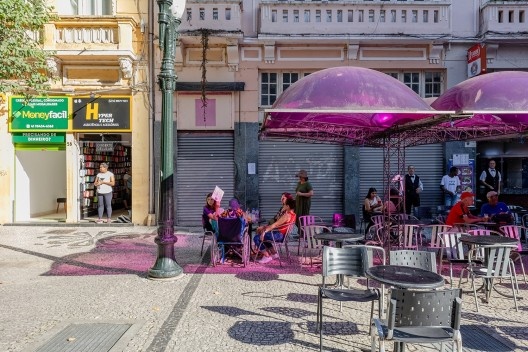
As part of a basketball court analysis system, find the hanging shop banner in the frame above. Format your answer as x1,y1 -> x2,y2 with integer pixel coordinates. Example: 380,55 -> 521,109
467,43 -> 487,78
12,132 -> 66,144
72,96 -> 132,132
9,96 -> 70,132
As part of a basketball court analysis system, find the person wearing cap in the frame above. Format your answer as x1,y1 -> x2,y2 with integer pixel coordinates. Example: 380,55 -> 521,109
295,169 -> 314,224
480,191 -> 511,220
446,191 -> 488,226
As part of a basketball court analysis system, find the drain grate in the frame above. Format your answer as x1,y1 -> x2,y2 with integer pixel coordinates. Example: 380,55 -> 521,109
35,323 -> 131,352
427,324 -> 515,352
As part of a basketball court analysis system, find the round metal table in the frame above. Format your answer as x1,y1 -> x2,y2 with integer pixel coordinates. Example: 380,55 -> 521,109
313,232 -> 364,247
459,235 -> 517,246
366,265 -> 445,289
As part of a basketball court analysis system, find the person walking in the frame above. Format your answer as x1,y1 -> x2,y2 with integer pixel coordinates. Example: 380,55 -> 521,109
440,166 -> 461,207
94,162 -> 115,223
404,165 -> 423,215
122,168 -> 132,213
294,169 -> 313,224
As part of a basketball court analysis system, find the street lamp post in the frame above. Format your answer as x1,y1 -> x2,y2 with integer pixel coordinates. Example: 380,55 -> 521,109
148,0 -> 187,279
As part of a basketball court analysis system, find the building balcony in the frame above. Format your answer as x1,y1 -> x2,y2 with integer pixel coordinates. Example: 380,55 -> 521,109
179,1 -> 243,34
42,17 -> 140,60
480,0 -> 528,35
259,0 -> 451,38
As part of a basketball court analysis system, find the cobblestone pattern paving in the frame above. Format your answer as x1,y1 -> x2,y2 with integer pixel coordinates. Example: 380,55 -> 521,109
0,226 -> 526,352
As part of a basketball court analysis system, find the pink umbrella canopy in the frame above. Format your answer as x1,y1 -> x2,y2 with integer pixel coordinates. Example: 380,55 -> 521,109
260,67 -> 446,146
431,71 -> 528,139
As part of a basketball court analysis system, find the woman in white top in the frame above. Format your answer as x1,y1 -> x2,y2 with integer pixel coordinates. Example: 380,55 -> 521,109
363,187 -> 384,233
94,162 -> 115,223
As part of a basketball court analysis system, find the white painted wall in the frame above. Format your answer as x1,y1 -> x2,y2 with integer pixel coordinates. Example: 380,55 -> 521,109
15,151 -> 66,220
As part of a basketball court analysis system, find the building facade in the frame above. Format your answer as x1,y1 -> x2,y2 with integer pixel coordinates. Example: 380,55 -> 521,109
1,0 -> 527,225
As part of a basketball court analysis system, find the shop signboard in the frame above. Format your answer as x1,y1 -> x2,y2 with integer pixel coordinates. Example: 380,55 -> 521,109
9,96 -> 70,132
12,132 -> 66,144
72,96 -> 132,132
467,43 -> 487,78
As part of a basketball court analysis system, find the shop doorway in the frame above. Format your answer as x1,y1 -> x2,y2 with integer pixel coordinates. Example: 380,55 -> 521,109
15,149 -> 67,222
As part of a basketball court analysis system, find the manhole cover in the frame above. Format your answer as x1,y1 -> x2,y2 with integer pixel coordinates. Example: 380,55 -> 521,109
427,324 -> 515,352
35,323 -> 132,352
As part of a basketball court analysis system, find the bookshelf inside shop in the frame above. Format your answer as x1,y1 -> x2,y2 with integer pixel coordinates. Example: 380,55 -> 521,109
80,142 -> 131,217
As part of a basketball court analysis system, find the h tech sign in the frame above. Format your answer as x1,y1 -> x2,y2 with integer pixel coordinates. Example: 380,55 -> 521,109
72,96 -> 132,132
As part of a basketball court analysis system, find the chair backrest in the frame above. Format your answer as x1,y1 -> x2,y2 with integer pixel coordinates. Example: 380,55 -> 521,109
304,225 -> 331,250
467,229 -> 492,236
393,224 -> 419,249
371,215 -> 385,227
322,245 -> 386,279
389,250 -> 437,273
387,289 -> 462,330
440,232 -> 467,261
427,224 -> 452,249
499,225 -> 522,251
469,245 -> 516,278
217,217 -> 245,243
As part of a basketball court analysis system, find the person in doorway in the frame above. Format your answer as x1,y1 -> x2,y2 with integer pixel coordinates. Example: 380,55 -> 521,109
122,168 -> 132,212
446,191 -> 487,226
440,166 -> 461,207
295,169 -> 313,227
254,197 -> 296,264
404,165 -> 423,215
94,162 -> 115,224
480,159 -> 501,195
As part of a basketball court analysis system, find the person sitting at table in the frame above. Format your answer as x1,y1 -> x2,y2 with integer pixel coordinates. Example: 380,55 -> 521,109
480,191 -> 513,224
363,187 -> 384,233
254,197 -> 296,264
202,193 -> 219,233
446,191 -> 488,227
384,188 -> 401,215
256,192 -> 293,235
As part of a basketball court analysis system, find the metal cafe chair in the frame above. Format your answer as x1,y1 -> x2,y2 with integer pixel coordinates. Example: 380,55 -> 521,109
462,244 -> 519,312
499,225 -> 527,283
317,245 -> 385,352
439,232 -> 477,287
389,250 -> 437,273
254,222 -> 296,267
371,288 -> 463,352
301,224 -> 331,267
298,215 -> 324,255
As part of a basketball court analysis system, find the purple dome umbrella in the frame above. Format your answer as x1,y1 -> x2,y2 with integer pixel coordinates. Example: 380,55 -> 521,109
260,67 -> 452,147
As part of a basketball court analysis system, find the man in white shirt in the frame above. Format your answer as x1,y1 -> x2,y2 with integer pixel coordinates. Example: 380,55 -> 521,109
440,166 -> 461,207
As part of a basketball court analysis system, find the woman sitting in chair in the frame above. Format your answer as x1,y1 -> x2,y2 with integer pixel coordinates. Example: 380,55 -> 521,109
254,197 -> 296,264
202,193 -> 219,232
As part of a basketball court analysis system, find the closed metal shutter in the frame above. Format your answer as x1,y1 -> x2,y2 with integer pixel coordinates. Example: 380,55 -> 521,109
176,133 -> 234,226
359,144 -> 443,214
259,141 -> 344,222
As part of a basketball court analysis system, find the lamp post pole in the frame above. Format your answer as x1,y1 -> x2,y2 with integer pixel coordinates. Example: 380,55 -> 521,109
148,0 -> 185,279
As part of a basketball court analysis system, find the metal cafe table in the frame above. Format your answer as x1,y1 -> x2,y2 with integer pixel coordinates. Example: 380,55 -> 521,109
366,265 -> 445,289
313,231 -> 364,248
459,234 -> 517,247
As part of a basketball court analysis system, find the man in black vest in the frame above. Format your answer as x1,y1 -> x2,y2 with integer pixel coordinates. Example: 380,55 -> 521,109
479,159 -> 501,197
404,165 -> 423,215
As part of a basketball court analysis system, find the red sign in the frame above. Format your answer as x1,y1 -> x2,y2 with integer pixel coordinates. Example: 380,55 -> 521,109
467,44 -> 487,78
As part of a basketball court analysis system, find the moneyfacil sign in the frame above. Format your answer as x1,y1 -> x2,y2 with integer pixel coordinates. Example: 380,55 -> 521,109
9,97 -> 69,132
72,96 -> 131,132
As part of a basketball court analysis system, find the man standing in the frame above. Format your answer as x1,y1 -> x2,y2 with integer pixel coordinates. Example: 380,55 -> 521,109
295,169 -> 314,223
404,165 -> 423,215
440,166 -> 461,207
480,159 -> 501,194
